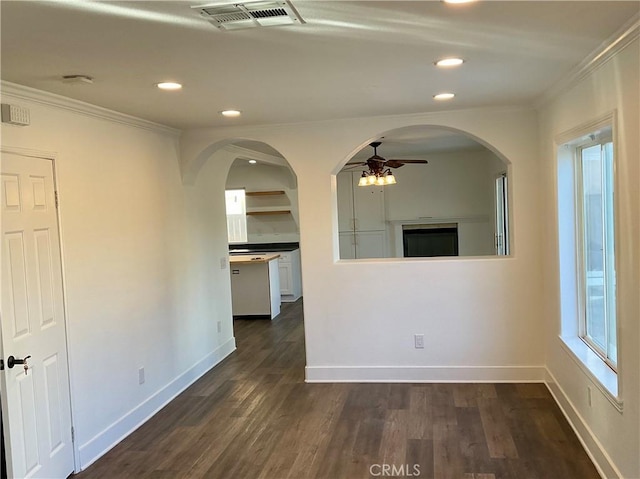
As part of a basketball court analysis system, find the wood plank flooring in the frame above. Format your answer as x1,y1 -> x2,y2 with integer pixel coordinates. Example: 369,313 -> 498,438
75,300 -> 599,479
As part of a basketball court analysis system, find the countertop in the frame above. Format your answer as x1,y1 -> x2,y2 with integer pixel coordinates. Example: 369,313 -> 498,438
229,254 -> 280,264
229,242 -> 299,254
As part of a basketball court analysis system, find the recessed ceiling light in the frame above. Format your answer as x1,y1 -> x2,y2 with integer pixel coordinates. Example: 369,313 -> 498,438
221,110 -> 241,117
248,160 -> 257,164
434,93 -> 455,101
435,58 -> 464,67
157,82 -> 182,90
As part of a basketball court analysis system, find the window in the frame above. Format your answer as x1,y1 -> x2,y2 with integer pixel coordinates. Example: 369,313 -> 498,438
225,189 -> 247,243
557,120 -> 619,400
495,173 -> 509,255
576,139 -> 617,368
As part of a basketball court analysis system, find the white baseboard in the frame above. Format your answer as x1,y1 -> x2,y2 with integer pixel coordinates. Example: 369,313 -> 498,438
77,337 -> 236,470
544,369 -> 621,479
305,365 -> 546,383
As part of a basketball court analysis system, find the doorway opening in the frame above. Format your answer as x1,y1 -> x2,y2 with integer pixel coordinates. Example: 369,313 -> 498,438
224,142 -> 302,313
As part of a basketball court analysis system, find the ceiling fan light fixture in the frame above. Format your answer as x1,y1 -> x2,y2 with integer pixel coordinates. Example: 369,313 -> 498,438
352,142 -> 426,186
358,169 -> 397,187
358,175 -> 368,187
384,172 -> 397,185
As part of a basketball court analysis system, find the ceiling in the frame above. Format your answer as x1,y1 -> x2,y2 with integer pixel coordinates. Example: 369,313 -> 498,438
1,1 -> 638,131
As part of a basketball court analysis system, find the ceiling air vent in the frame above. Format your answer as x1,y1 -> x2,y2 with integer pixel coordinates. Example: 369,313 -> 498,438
194,1 -> 305,30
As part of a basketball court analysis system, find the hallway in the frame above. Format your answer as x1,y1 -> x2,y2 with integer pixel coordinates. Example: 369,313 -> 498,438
76,301 -> 598,479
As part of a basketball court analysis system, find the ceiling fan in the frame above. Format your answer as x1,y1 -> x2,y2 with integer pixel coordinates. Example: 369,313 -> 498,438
344,141 -> 428,186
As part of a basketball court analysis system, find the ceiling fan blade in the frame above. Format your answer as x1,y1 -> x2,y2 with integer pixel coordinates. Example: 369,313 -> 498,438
344,162 -> 367,166
385,161 -> 405,168
384,160 -> 427,168
388,159 -> 429,164
385,159 -> 428,168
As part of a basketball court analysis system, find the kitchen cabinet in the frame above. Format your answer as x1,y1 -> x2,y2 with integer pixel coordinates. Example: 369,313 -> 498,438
339,231 -> 387,259
337,171 -> 387,258
229,254 -> 281,319
265,248 -> 302,302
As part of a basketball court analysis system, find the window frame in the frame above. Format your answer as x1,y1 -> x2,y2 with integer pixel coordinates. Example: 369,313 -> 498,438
573,136 -> 617,371
494,172 -> 510,256
225,188 -> 248,244
555,113 -> 621,406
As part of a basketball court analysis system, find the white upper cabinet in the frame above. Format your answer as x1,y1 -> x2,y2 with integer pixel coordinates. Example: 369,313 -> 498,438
337,171 -> 387,258
337,171 -> 386,232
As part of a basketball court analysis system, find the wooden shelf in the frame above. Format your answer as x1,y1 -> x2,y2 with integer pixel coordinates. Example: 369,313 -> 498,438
246,190 -> 285,196
247,210 -> 291,216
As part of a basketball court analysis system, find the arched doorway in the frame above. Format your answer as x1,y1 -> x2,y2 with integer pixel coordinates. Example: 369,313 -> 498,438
224,142 -> 303,310
186,138 -> 303,347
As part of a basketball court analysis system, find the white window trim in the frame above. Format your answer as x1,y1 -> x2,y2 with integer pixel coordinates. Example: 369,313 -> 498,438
555,111 -> 622,409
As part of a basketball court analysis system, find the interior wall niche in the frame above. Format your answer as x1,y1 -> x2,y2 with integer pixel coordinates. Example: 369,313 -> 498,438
336,126 -> 510,259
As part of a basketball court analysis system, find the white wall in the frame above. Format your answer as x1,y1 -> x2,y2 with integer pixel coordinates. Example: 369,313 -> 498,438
384,148 -> 503,256
182,106 -> 545,383
385,149 -> 495,220
538,37 -> 639,479
0,84 -> 236,469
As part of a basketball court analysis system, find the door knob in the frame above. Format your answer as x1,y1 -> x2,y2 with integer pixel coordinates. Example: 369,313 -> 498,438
7,355 -> 31,374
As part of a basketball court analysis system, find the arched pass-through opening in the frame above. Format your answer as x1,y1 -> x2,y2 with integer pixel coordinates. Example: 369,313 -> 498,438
186,137 -> 305,361
336,125 -> 513,260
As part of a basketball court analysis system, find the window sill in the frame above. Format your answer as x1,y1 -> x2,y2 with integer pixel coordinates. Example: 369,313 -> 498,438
558,335 -> 622,412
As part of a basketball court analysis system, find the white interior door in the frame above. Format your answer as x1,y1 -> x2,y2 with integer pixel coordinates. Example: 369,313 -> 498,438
1,152 -> 74,479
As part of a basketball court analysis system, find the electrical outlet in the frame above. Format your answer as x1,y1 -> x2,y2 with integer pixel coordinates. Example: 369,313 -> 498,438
138,367 -> 145,385
587,386 -> 592,407
414,334 -> 425,349
217,321 -> 222,333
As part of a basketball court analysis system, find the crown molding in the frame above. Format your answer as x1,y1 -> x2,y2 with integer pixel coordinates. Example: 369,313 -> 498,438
535,15 -> 639,109
0,81 -> 181,137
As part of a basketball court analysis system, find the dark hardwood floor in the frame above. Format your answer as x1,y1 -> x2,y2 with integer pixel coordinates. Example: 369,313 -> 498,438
76,300 -> 599,479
